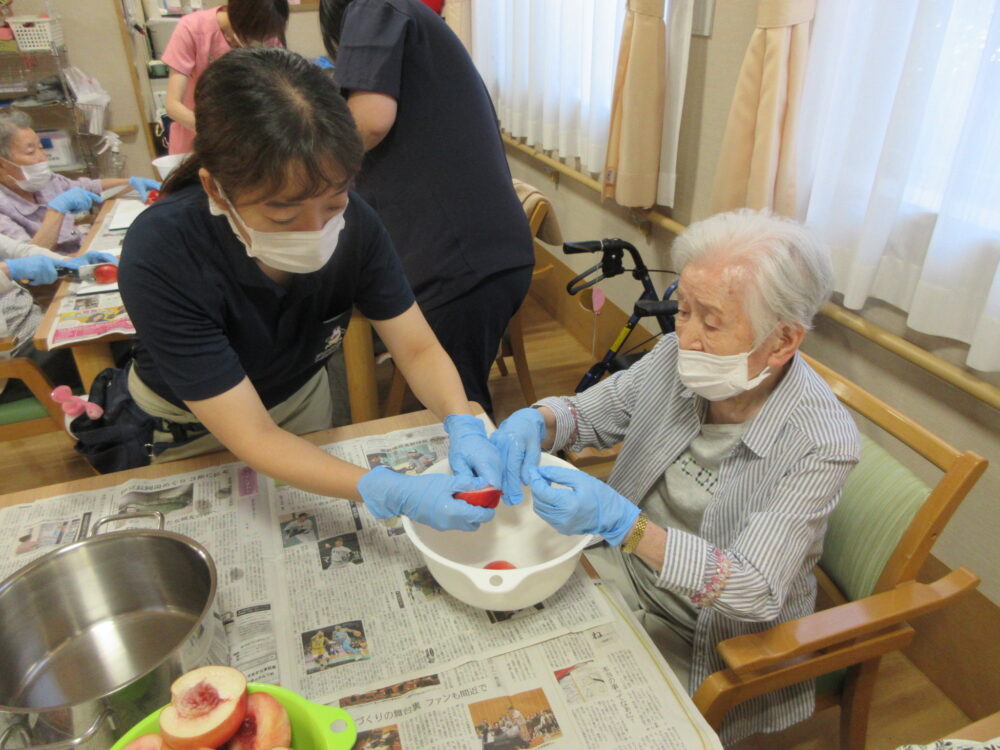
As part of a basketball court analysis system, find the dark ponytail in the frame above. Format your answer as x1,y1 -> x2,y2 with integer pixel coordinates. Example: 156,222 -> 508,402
162,46 -> 363,203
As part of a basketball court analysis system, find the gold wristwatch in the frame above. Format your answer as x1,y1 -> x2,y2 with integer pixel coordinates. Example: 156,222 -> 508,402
622,513 -> 648,554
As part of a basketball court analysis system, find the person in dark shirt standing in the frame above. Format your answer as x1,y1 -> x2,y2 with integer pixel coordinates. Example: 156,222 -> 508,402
321,0 -> 534,416
120,47 -> 503,532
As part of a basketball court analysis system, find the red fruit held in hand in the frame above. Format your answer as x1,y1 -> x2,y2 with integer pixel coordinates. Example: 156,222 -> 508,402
145,189 -> 161,205
453,486 -> 503,508
484,560 -> 517,570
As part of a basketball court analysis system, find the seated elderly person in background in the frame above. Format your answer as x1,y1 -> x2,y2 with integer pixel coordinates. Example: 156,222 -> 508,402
1,233 -> 112,399
491,210 -> 860,745
0,110 -> 160,253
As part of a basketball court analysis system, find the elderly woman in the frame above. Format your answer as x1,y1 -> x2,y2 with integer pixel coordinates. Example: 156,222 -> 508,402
0,110 -> 159,253
491,210 -> 860,745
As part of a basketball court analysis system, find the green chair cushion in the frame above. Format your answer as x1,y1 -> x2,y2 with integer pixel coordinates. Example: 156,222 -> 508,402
820,434 -> 930,601
0,396 -> 49,426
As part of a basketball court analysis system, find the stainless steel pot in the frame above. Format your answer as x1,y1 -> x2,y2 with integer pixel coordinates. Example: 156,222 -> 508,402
0,512 -> 225,749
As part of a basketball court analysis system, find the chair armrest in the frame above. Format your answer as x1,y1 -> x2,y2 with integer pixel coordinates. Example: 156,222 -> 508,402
718,567 -> 979,676
0,335 -> 17,353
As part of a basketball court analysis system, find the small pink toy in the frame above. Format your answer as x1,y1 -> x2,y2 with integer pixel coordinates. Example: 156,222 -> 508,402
50,385 -> 103,419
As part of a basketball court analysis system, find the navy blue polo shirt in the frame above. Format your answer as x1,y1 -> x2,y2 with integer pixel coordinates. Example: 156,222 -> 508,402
334,0 -> 533,312
119,184 -> 414,409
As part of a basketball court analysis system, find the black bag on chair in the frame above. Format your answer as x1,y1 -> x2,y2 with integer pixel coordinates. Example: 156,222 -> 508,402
70,367 -> 156,473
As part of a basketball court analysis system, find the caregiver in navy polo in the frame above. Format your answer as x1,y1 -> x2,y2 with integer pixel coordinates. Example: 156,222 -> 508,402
119,48 -> 504,532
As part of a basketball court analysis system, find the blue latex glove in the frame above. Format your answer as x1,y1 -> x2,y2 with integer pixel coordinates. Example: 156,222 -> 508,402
358,466 -> 494,531
128,176 -> 161,202
490,407 -> 546,506
4,254 -> 59,285
528,465 -> 641,546
58,251 -> 117,270
48,187 -> 103,214
443,414 -> 503,490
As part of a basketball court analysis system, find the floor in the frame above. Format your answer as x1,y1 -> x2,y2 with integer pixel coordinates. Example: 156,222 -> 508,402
0,295 -> 972,748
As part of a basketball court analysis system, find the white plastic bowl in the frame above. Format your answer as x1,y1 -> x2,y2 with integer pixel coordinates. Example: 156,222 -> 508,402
152,152 -> 188,180
402,454 -> 592,610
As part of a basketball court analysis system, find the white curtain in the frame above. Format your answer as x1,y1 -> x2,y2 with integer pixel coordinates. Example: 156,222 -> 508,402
797,0 -> 1000,372
472,1 -> 626,176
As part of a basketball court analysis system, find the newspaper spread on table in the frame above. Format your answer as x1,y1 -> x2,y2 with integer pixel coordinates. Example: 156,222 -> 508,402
45,289 -> 135,348
0,423 -> 722,750
45,216 -> 131,349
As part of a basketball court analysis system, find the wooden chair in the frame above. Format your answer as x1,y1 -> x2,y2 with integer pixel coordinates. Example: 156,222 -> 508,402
384,191 -> 555,416
0,336 -> 67,441
693,353 -> 988,750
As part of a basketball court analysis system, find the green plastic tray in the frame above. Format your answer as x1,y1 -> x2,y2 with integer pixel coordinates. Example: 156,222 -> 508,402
110,682 -> 356,750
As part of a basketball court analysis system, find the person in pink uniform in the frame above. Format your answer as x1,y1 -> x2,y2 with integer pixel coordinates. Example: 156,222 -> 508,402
161,0 -> 289,155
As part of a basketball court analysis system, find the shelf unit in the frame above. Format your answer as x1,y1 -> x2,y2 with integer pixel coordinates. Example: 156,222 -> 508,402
0,43 -> 102,177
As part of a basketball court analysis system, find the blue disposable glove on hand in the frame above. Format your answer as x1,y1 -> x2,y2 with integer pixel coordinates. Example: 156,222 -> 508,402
490,407 -> 546,506
48,187 -> 103,214
358,466 -> 495,531
59,251 -> 117,270
3,254 -> 58,285
528,465 -> 641,546
128,176 -> 161,202
444,414 -> 503,490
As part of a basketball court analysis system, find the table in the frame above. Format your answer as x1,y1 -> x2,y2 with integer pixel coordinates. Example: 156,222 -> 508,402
31,201 -> 382,422
0,410 -> 722,749
33,200 -> 129,390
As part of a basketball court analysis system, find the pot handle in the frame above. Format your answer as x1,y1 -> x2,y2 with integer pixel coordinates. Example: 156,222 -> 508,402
91,511 -> 166,536
0,709 -> 113,750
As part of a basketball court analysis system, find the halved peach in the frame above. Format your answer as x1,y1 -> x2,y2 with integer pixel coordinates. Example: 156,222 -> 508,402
225,692 -> 292,750
453,486 -> 503,508
159,665 -> 247,749
121,735 -> 166,750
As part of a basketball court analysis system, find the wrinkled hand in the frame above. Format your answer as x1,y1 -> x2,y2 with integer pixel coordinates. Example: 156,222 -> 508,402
490,407 -> 546,505
358,466 -> 495,531
528,465 -> 640,546
48,187 -> 102,214
3,254 -> 58,285
444,414 -> 502,489
128,176 -> 161,202
58,251 -> 118,270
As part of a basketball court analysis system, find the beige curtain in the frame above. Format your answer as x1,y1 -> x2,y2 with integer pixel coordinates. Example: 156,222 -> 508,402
443,0 -> 472,54
710,0 -> 815,216
602,0 -> 666,209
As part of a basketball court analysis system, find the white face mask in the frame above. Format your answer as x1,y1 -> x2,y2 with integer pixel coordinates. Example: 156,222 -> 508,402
208,185 -> 346,274
677,344 -> 772,402
5,158 -> 53,192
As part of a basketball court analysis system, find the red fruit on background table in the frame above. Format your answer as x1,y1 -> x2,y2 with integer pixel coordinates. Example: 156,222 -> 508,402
453,487 -> 503,508
484,560 -> 517,570
93,263 -> 118,284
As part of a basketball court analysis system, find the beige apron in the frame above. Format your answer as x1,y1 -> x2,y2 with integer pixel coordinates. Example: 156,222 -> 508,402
128,366 -> 334,463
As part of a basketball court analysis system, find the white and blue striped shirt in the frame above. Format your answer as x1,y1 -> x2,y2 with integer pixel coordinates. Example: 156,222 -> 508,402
538,334 -> 860,744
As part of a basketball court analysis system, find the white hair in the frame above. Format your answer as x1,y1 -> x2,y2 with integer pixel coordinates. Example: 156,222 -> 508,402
0,109 -> 33,160
671,209 -> 834,343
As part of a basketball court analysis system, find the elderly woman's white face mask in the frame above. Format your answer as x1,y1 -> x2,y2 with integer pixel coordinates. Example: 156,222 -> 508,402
674,263 -> 774,401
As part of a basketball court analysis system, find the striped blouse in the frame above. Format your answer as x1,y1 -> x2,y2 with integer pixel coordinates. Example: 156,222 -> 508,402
536,334 -> 860,744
